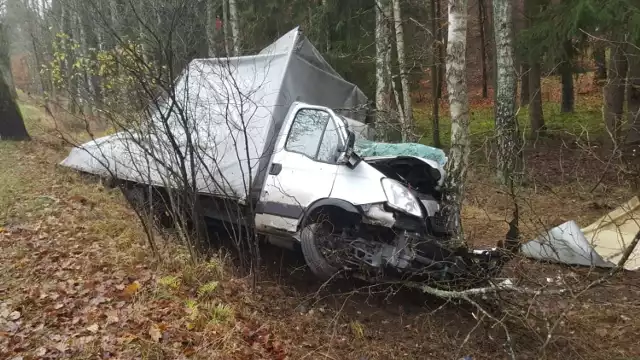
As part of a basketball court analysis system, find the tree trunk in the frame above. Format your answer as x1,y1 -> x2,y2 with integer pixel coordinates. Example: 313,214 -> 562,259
206,0 -> 217,57
604,43 -> 628,145
626,50 -> 640,144
594,46 -> 607,81
322,0 -> 331,53
392,0 -> 413,140
442,0 -> 470,247
436,0 -> 445,99
493,0 -> 521,185
375,0 -> 392,127
529,61 -> 544,134
0,62 -> 17,99
0,66 -> 30,140
430,0 -> 441,147
560,40 -> 574,113
520,63 -> 530,105
60,3 -> 77,114
479,0 -> 488,99
525,0 -> 544,134
222,0 -> 231,56
229,0 -> 240,56
80,4 -> 102,109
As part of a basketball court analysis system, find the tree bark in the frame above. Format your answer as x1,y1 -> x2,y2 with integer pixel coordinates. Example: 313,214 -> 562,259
604,43 -> 628,145
442,0 -> 470,247
626,49 -> 640,144
430,0 -> 441,147
0,66 -> 30,140
479,0 -> 488,99
206,0 -> 217,57
560,40 -> 574,113
493,0 -> 521,185
229,0 -> 240,56
375,0 -> 392,127
529,61 -> 544,134
392,0 -> 413,140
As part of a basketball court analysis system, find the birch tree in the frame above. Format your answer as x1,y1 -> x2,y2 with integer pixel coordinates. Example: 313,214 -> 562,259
229,0 -> 240,56
375,0 -> 391,127
392,0 -> 412,140
429,0 -> 441,147
442,0 -> 470,247
493,0 -> 521,185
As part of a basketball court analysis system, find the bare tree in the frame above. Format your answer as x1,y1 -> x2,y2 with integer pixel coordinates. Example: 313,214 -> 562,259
442,0 -> 470,247
391,0 -> 412,140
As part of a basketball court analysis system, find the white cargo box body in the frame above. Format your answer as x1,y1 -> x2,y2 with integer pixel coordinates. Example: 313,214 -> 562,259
60,28 -> 369,202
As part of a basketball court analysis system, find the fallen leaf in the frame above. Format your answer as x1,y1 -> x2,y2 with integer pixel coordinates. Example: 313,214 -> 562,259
35,347 -> 47,356
55,341 -> 68,353
106,311 -> 119,325
149,323 -> 162,342
54,303 -> 64,310
87,324 -> 99,333
8,311 -> 21,321
122,282 -> 140,297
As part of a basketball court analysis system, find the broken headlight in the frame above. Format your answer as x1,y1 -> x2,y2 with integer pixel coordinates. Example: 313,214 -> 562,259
381,178 -> 423,218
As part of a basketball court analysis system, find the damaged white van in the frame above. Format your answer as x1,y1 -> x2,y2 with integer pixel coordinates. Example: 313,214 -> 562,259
60,28 -> 508,286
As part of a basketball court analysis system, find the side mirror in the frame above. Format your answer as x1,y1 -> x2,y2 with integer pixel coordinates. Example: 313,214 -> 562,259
337,130 -> 361,169
347,131 -> 356,149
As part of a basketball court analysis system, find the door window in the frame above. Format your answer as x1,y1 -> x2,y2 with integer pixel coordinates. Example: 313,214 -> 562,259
285,109 -> 329,158
285,108 -> 344,163
317,117 -> 342,163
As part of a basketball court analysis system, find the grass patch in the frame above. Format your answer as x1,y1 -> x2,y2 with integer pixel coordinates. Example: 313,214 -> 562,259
414,102 -> 604,148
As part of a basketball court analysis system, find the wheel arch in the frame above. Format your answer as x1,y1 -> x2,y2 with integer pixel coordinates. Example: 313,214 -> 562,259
298,198 -> 363,231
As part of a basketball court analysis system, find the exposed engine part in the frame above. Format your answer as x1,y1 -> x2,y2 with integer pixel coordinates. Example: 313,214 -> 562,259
362,203 -> 395,227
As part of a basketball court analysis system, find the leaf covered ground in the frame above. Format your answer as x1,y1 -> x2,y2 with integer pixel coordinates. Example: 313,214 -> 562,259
2,89 -> 640,359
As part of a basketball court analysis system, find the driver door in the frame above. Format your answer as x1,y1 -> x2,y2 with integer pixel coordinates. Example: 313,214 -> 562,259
256,104 -> 345,234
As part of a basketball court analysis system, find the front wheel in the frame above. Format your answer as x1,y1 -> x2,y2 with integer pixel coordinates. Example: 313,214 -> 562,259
300,222 -> 340,280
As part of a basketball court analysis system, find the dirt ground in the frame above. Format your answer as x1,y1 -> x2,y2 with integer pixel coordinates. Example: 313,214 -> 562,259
2,91 -> 640,359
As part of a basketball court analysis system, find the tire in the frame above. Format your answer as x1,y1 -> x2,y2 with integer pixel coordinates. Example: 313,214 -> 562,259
300,222 -> 340,280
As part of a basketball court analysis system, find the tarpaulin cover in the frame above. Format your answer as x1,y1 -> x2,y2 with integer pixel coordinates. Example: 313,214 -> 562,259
354,139 -> 448,166
59,27 -> 369,202
520,196 -> 640,270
